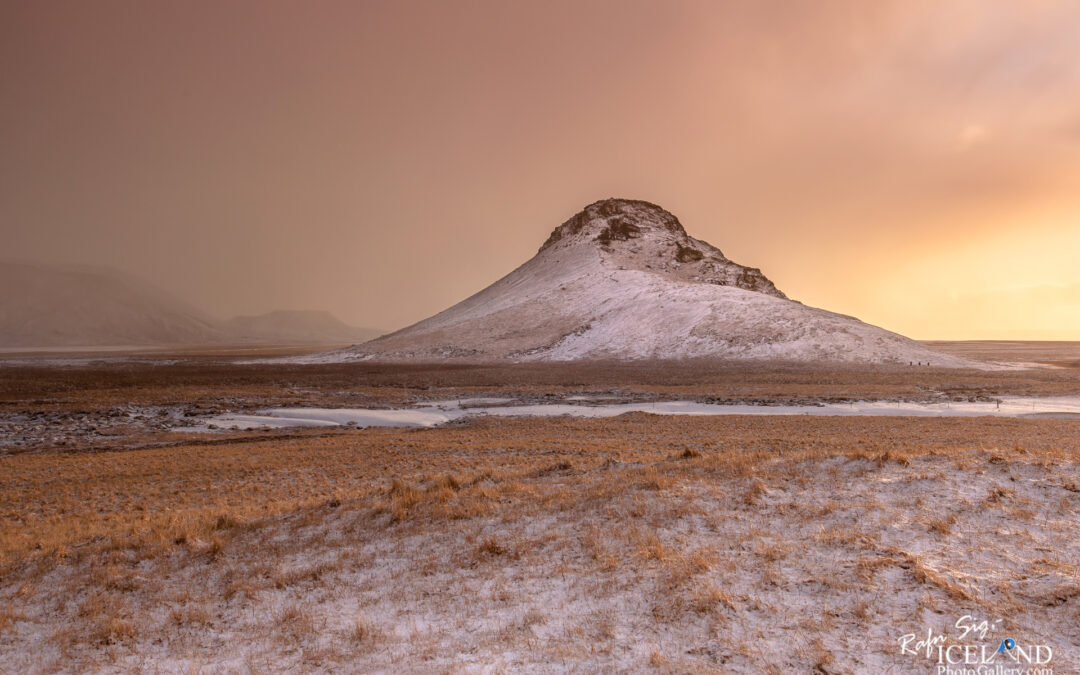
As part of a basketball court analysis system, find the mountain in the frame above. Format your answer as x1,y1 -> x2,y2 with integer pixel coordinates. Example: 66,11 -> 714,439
0,261 -> 225,348
223,310 -> 381,345
0,261 -> 379,348
321,199 -> 968,365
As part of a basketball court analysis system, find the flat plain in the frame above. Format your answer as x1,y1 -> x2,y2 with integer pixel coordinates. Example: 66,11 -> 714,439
1,343 -> 1078,672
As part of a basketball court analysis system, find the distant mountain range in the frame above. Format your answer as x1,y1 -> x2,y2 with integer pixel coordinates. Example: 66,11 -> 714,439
223,310 -> 380,345
0,261 -> 380,348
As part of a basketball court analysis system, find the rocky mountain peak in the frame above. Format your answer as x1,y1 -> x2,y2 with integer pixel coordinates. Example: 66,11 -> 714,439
538,199 -> 685,253
538,198 -> 786,299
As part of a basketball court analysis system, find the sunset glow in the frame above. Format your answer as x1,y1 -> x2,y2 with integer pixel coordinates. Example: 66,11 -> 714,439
3,0 -> 1078,339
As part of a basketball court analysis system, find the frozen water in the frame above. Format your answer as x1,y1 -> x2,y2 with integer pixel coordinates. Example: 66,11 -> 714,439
186,395 -> 1080,430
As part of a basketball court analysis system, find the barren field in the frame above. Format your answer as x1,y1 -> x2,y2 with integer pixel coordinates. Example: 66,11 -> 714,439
3,351 -> 1080,454
1,348 -> 1079,672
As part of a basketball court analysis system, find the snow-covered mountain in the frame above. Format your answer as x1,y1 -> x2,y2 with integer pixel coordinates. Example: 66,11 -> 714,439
0,261 -> 379,348
322,199 -> 969,365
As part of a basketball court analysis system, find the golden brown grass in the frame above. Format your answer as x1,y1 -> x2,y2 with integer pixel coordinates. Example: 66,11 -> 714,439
1,378 -> 1079,671
3,414 -> 1079,565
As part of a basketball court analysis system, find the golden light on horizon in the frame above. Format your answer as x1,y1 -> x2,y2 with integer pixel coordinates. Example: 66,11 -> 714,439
867,215 -> 1080,340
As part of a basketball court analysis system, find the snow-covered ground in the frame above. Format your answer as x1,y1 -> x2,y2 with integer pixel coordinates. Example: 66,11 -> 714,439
5,431 -> 1076,672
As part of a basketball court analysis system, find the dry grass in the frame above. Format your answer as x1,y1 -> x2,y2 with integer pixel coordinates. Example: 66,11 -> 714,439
926,513 -> 959,537
347,612 -> 381,645
3,413 -> 1073,564
1,360 -> 1079,671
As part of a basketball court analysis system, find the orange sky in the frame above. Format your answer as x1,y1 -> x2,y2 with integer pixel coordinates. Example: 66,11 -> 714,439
2,0 -> 1079,339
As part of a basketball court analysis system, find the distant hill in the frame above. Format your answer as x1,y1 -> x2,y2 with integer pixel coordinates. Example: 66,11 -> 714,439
0,261 -> 379,348
0,261 -> 225,348
223,310 -> 381,345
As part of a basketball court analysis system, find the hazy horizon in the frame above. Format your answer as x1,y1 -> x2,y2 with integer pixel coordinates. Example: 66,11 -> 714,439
4,1 -> 1080,341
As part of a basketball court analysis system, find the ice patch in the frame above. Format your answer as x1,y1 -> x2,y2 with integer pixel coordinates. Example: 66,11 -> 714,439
183,396 -> 1080,431
415,397 -> 518,408
189,408 -> 461,431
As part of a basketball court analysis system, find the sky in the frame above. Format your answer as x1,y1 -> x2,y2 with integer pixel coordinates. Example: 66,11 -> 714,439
2,0 -> 1079,340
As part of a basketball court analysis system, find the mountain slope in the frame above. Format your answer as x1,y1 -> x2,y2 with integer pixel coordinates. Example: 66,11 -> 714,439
324,199 -> 968,365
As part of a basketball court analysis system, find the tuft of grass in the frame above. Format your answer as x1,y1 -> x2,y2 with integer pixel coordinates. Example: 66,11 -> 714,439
89,617 -> 138,646
759,564 -> 783,588
475,536 -> 507,559
905,553 -> 971,601
212,513 -> 243,531
810,637 -> 835,673
582,527 -> 619,571
687,546 -> 719,572
744,479 -> 768,505
927,513 -> 958,537
855,556 -> 892,585
853,599 -> 870,620
691,583 -> 738,614
200,537 -> 225,562
348,612 -> 381,645
437,473 -> 462,490
635,532 -> 670,562
90,564 -> 139,593
169,605 -> 211,627
275,604 -> 315,646
388,478 -> 424,521
272,561 -> 336,589
984,486 -> 1014,506
755,541 -> 790,563
876,450 -> 911,467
